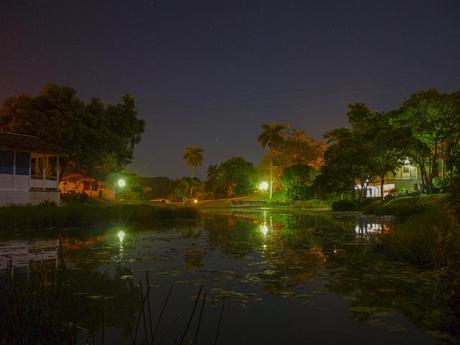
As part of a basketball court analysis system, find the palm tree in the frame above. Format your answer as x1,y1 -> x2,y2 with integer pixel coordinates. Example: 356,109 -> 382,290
258,123 -> 286,199
183,145 -> 204,202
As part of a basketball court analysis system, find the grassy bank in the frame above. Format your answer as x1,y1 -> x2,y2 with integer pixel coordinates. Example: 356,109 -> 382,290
368,193 -> 460,334
365,194 -> 458,268
0,203 -> 198,230
362,194 -> 449,218
198,194 -> 331,210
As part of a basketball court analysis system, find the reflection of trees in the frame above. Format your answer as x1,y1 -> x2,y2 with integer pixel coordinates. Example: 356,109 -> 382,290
324,243 -> 457,340
59,235 -> 140,340
184,244 -> 204,272
202,215 -> 262,258
258,214 -> 326,292
200,213 -> 348,294
64,265 -> 139,340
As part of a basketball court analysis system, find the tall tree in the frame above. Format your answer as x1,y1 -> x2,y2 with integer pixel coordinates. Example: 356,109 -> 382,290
396,90 -> 458,193
280,164 -> 317,200
321,127 -> 376,201
183,145 -> 204,201
272,129 -> 324,169
0,84 -> 145,178
258,123 -> 286,199
347,104 -> 408,201
205,157 -> 256,198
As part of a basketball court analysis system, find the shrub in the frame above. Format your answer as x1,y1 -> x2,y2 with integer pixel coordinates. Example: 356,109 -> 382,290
377,209 -> 459,268
433,176 -> 450,193
280,164 -> 316,200
363,194 -> 448,219
332,199 -> 358,211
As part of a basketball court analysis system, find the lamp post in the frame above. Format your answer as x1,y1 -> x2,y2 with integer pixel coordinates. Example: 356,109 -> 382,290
115,178 -> 126,201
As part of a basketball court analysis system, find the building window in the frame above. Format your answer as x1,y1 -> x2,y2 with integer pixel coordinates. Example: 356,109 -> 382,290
16,152 -> 30,175
0,151 -> 14,174
46,156 -> 57,179
402,166 -> 410,174
31,156 -> 44,179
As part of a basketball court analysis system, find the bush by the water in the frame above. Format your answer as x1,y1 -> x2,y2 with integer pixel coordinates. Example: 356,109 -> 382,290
331,199 -> 359,211
0,203 -> 198,230
375,209 -> 458,268
363,194 -> 448,218
374,206 -> 460,331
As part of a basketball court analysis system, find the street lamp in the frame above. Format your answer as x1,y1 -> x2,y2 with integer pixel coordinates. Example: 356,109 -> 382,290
258,181 -> 269,191
117,178 -> 126,188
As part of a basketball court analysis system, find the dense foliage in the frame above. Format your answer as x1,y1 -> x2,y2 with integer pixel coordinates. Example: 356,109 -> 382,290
258,125 -> 324,200
205,156 -> 256,198
0,84 -> 145,178
316,89 -> 460,199
280,164 -> 317,200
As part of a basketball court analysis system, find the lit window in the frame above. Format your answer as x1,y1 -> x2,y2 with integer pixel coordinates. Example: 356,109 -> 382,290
31,156 -> 44,179
46,156 -> 57,179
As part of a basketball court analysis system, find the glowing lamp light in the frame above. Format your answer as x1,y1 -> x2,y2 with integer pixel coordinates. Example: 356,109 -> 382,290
117,178 -> 126,188
117,230 -> 126,243
258,181 -> 269,191
260,224 -> 269,236
193,199 -> 198,204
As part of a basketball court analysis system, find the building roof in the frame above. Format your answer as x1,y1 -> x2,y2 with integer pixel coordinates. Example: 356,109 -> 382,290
0,132 -> 67,153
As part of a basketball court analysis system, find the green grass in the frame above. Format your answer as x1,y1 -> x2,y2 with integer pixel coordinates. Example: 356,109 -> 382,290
198,193 -> 331,210
0,203 -> 198,230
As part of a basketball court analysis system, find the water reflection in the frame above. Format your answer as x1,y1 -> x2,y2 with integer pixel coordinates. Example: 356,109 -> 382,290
117,230 -> 126,243
0,239 -> 58,286
259,210 -> 272,237
0,213 -> 453,344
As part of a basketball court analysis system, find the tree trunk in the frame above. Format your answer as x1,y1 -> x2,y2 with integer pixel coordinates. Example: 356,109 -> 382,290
189,167 -> 195,202
421,167 -> 431,194
380,176 -> 385,202
269,151 -> 273,200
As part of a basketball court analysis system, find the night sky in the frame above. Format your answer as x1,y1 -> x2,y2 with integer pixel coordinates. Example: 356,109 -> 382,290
1,0 -> 460,178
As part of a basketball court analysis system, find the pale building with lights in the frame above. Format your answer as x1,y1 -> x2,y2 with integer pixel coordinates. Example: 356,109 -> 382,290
0,132 -> 66,206
364,160 -> 423,198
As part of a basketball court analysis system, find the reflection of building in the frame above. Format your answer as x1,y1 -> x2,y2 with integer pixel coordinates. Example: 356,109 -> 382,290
355,223 -> 383,236
354,223 -> 391,236
0,239 -> 59,285
60,173 -> 115,200
0,132 -> 66,205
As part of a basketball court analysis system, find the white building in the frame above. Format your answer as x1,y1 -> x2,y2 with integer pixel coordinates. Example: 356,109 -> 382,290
0,132 -> 66,206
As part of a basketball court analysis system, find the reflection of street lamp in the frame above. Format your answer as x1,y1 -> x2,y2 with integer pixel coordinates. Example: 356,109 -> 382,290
117,178 -> 126,188
260,224 -> 269,236
258,181 -> 269,191
117,230 -> 126,243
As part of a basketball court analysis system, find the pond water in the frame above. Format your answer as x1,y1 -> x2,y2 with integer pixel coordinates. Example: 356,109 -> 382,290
0,210 -> 454,344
